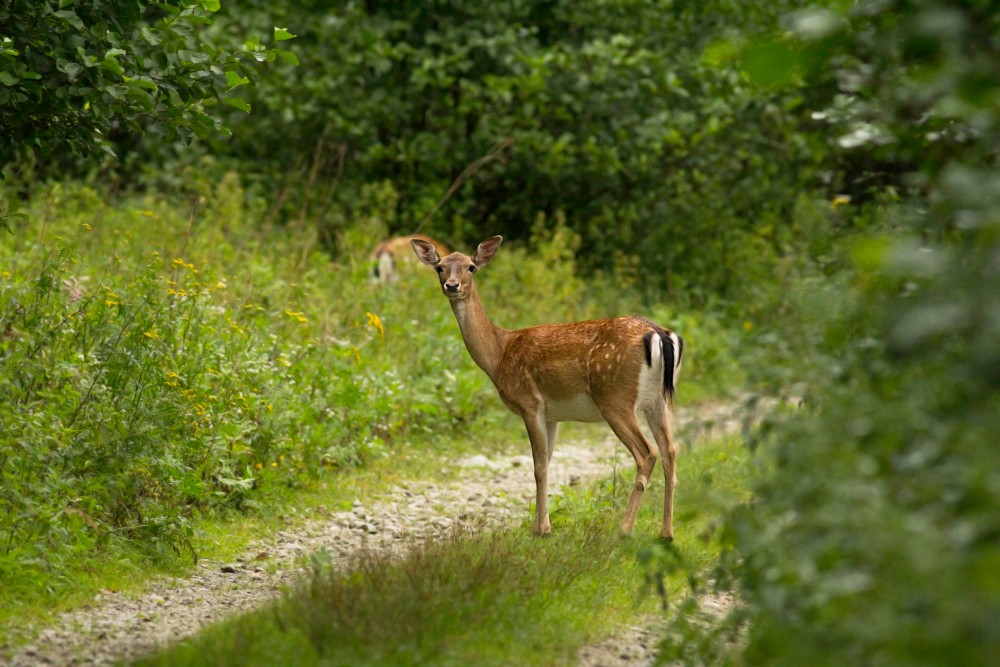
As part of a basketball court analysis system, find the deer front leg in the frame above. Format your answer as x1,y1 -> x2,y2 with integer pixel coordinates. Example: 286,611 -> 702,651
523,411 -> 552,536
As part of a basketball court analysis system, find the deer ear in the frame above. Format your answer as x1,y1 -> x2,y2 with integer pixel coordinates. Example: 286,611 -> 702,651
473,235 -> 503,267
411,238 -> 441,266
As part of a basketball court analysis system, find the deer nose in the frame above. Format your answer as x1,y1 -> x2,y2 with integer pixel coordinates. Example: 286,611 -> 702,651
444,280 -> 460,292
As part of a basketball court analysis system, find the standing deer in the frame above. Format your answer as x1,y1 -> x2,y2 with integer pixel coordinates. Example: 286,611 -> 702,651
412,236 -> 683,539
371,234 -> 450,283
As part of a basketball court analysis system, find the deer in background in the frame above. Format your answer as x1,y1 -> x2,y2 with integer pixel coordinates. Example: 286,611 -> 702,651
371,234 -> 450,283
412,236 -> 683,539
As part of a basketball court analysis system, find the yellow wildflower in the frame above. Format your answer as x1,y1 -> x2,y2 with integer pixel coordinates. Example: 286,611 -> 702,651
365,311 -> 384,339
142,327 -> 159,339
226,317 -> 246,337
742,320 -> 754,332
171,258 -> 198,274
285,310 -> 308,324
831,194 -> 852,209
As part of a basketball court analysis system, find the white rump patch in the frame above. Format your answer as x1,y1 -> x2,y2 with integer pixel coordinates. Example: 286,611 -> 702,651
376,252 -> 396,282
667,331 -> 682,390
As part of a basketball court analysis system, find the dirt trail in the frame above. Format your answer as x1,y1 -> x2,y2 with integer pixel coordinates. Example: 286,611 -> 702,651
2,399 -> 753,667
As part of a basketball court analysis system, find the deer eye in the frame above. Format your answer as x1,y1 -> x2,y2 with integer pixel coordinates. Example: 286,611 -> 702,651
468,265 -> 477,273
435,266 -> 443,274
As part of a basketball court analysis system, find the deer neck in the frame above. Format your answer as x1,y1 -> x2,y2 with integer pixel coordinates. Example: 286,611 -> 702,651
450,284 -> 509,380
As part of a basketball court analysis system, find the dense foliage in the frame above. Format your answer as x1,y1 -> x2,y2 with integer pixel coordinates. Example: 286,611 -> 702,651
107,0 -> 813,303
0,0 -> 287,165
659,1 -> 1000,665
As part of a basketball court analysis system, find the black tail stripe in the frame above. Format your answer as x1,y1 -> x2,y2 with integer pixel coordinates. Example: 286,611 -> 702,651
661,331 -> 675,399
642,331 -> 654,367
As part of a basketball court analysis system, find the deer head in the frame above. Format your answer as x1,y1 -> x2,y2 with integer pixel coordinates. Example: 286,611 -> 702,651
411,235 -> 502,300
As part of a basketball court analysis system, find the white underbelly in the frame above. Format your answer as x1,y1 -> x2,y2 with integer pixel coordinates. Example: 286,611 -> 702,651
545,393 -> 604,423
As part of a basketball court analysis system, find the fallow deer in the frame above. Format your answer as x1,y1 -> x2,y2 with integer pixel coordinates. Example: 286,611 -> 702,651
371,234 -> 450,283
412,236 -> 683,539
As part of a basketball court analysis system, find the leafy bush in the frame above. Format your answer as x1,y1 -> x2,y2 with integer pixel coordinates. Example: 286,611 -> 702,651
698,211 -> 1000,667
0,179 -> 480,599
0,0 -> 286,164
657,2 -> 1000,664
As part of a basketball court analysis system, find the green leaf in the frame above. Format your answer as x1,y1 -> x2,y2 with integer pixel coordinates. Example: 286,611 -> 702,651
54,10 -> 84,31
740,37 -> 800,89
274,49 -> 299,66
224,96 -> 251,112
125,76 -> 158,90
200,0 -> 221,11
178,50 -> 210,65
57,60 -> 84,81
141,27 -> 162,46
225,70 -> 249,88
0,71 -> 18,86
274,27 -> 296,42
101,58 -> 124,77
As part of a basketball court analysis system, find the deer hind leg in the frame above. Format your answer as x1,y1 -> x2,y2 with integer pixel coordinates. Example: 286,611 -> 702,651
647,404 -> 678,541
603,411 -> 659,535
522,410 -> 553,536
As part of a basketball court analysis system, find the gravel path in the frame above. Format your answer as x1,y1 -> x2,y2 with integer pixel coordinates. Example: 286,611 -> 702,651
2,399 -> 753,667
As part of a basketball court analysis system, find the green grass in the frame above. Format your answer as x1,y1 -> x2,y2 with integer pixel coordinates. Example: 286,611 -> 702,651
137,434 -> 749,667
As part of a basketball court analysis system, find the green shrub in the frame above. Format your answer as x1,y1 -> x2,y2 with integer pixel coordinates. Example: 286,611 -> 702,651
0,180 -> 490,600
